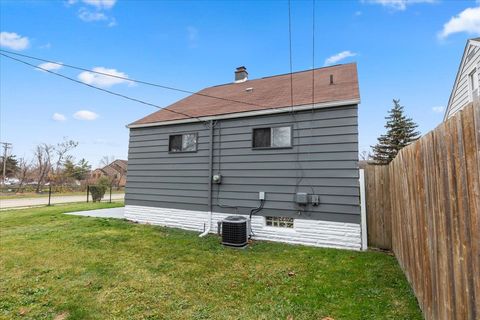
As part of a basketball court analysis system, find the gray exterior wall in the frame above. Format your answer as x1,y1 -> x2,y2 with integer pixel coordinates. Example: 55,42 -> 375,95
126,104 -> 360,224
446,42 -> 480,119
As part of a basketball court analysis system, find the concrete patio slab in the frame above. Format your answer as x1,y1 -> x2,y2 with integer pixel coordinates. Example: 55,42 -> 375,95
65,207 -> 125,219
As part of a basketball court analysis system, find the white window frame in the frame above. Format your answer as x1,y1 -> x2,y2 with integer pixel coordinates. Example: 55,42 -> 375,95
168,132 -> 198,153
469,67 -> 479,101
252,125 -> 293,149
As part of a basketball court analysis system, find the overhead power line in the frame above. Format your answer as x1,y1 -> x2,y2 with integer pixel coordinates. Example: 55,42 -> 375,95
288,0 -> 294,112
0,52 -> 203,121
312,0 -> 315,106
0,49 -> 271,110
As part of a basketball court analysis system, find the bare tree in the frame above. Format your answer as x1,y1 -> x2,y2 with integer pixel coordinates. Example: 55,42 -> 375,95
54,139 -> 78,173
359,150 -> 373,161
16,157 -> 31,192
99,155 -> 115,167
33,143 -> 53,192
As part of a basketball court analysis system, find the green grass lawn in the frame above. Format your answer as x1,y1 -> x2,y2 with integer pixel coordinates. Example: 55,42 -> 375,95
0,203 -> 422,320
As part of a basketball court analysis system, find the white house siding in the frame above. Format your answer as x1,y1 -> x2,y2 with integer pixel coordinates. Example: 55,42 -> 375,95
446,43 -> 480,119
125,205 -> 362,250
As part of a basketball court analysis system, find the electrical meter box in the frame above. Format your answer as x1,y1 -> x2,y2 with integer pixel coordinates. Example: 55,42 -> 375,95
295,192 -> 308,205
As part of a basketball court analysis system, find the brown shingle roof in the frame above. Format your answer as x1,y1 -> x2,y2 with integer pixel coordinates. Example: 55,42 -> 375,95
111,159 -> 128,171
131,63 -> 359,126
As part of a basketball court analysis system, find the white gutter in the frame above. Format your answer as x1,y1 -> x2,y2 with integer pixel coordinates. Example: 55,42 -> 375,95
199,120 -> 214,237
127,98 -> 360,129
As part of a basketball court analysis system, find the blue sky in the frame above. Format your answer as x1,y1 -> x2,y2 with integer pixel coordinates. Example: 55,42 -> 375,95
1,0 -> 479,167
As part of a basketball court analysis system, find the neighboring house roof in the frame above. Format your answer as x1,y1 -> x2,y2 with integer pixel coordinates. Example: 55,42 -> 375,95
111,159 -> 128,171
92,160 -> 128,177
444,37 -> 480,120
102,165 -> 120,177
129,63 -> 359,127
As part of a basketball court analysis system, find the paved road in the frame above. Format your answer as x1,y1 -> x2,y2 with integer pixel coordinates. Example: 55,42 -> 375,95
0,193 -> 125,209
65,207 -> 125,219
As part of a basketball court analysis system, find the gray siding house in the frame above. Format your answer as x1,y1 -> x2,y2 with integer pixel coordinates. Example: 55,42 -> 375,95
126,63 -> 363,250
445,37 -> 480,120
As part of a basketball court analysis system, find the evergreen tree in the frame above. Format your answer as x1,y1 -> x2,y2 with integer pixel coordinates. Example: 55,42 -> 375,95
64,158 -> 91,181
372,99 -> 420,165
0,155 -> 19,178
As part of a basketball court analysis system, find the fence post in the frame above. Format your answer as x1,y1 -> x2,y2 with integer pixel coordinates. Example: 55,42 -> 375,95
359,169 -> 368,251
109,185 -> 112,203
86,185 -> 89,203
47,184 -> 52,206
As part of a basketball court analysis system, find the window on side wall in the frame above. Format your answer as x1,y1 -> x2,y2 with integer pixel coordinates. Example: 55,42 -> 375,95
252,126 -> 292,149
169,133 -> 198,152
469,68 -> 479,100
265,216 -> 294,228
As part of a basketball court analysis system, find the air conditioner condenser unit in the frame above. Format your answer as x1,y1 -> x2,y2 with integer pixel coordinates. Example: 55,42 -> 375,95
219,216 -> 250,248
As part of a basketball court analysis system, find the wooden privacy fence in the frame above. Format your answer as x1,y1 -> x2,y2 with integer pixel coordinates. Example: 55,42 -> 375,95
364,165 -> 391,250
364,102 -> 479,320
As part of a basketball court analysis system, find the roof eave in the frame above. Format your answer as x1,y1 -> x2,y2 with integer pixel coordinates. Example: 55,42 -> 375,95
127,98 -> 360,129
444,38 -> 480,121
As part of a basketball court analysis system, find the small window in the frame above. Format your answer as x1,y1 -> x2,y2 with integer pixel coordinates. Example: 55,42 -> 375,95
253,126 -> 291,148
169,133 -> 198,152
265,216 -> 294,228
469,68 -> 479,99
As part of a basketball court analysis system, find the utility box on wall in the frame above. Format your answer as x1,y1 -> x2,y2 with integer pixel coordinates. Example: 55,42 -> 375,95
295,192 -> 308,205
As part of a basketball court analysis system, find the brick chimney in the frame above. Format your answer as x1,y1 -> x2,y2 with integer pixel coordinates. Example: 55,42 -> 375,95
234,66 -> 248,83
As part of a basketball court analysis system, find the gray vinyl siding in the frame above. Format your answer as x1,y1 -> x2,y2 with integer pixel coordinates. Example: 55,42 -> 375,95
126,105 -> 360,224
446,44 -> 480,119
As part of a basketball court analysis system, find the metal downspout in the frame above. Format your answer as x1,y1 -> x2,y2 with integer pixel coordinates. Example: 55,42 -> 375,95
199,120 -> 214,237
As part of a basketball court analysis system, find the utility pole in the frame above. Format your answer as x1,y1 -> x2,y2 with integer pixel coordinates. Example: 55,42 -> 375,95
1,142 -> 12,190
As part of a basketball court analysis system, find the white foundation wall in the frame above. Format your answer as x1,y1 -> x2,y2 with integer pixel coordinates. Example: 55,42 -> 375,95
124,205 -> 362,250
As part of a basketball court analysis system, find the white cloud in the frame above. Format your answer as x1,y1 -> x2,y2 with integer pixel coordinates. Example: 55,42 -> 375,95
38,62 -> 63,72
107,18 -> 117,27
93,138 -> 119,146
0,32 -> 29,50
438,6 -> 480,39
432,106 -> 445,113
187,26 -> 199,48
77,67 -> 133,88
78,8 -> 107,21
52,113 -> 67,121
363,0 -> 435,11
324,51 -> 357,66
82,0 -> 116,9
39,43 -> 51,49
73,110 -> 99,120
68,0 -> 116,25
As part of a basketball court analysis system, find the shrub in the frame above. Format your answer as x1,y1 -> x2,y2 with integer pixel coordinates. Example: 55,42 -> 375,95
89,185 -> 107,202
89,178 -> 111,202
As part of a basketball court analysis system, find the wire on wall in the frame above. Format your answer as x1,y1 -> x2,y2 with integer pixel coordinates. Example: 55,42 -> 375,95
287,0 -> 306,203
308,0 -> 317,196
